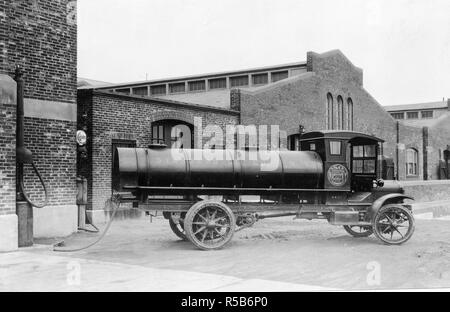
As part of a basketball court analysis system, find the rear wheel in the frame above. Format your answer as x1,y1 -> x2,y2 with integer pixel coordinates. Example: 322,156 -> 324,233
372,204 -> 415,245
343,225 -> 373,237
184,200 -> 235,250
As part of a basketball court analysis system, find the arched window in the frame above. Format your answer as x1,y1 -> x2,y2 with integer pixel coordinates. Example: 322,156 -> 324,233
406,148 -> 418,176
326,93 -> 333,129
347,98 -> 353,130
337,96 -> 343,130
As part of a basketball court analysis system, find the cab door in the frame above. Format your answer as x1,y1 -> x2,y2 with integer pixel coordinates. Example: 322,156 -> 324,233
350,144 -> 378,191
323,139 -> 351,191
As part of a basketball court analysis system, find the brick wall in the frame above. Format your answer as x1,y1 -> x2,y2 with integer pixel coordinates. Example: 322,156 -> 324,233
22,117 -> 77,205
0,0 -> 77,211
0,0 -> 77,104
0,75 -> 16,215
77,90 -> 240,210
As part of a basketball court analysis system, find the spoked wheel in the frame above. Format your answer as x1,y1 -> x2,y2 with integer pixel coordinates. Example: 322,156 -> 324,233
184,200 -> 236,250
168,212 -> 187,241
372,204 -> 415,245
343,225 -> 373,237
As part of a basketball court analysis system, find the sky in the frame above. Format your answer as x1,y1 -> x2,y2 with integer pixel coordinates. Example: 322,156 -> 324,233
77,0 -> 450,106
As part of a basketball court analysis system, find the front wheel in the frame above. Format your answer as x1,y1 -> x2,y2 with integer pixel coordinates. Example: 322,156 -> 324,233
343,225 -> 373,237
372,204 -> 415,245
184,200 -> 236,250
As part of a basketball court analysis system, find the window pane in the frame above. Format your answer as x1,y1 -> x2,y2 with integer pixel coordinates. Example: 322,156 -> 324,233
169,83 -> 185,93
252,73 -> 268,85
115,88 -> 130,94
337,96 -> 343,130
158,125 -> 164,140
188,80 -> 206,92
330,141 -> 341,155
391,112 -> 404,119
347,98 -> 353,130
407,111 -> 418,119
209,78 -> 226,89
327,93 -> 333,130
152,126 -> 157,139
364,145 -> 376,157
132,86 -> 148,96
230,75 -> 249,87
310,143 -> 316,151
271,71 -> 288,82
353,146 -> 364,157
364,160 -> 375,173
406,149 -> 418,175
406,150 -> 412,162
421,111 -> 433,118
150,85 -> 166,95
353,160 -> 363,173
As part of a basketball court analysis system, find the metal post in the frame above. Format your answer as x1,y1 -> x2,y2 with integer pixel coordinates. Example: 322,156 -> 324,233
15,66 -> 24,200
15,66 -> 34,247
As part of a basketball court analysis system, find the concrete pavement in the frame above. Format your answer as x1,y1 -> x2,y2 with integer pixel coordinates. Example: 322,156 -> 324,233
0,248 -> 336,292
1,199 -> 450,292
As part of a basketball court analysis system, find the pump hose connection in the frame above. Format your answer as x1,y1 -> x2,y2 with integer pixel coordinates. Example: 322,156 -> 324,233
53,194 -> 121,252
19,162 -> 49,209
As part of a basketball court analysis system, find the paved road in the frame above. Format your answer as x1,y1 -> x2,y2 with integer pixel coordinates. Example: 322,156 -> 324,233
1,215 -> 446,291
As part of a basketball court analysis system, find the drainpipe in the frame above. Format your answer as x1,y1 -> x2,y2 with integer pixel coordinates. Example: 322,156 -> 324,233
396,121 -> 399,180
422,126 -> 428,180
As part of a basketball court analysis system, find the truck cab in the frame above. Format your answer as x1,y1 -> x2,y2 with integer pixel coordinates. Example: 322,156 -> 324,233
299,131 -> 384,192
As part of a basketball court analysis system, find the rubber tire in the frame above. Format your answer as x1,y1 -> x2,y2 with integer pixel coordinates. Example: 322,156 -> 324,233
343,225 -> 373,237
169,216 -> 187,241
372,204 -> 415,245
184,200 -> 236,250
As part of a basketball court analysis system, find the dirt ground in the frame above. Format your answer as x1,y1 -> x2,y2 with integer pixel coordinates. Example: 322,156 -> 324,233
35,215 -> 450,291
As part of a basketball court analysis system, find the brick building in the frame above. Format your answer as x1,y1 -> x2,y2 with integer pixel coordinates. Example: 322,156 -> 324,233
0,0 -> 77,251
386,99 -> 450,179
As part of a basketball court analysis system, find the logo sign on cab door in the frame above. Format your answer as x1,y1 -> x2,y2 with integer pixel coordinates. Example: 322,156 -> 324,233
327,164 -> 348,187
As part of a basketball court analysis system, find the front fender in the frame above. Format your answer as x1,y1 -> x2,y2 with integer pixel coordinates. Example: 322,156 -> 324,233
367,193 -> 414,221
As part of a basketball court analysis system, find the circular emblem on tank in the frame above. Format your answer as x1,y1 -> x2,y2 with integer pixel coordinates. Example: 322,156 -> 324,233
327,164 -> 348,187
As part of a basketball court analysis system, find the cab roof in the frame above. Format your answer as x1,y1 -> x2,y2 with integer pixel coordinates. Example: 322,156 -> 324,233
300,130 -> 384,143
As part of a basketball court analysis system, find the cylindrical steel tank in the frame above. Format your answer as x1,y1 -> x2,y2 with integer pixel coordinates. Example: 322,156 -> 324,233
113,147 -> 323,192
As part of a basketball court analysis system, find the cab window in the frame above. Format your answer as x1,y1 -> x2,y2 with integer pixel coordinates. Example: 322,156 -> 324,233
352,145 -> 377,174
329,141 -> 342,155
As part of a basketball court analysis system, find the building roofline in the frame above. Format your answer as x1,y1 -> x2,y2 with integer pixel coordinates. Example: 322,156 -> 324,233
86,61 -> 307,90
385,100 -> 448,112
300,130 -> 384,143
85,89 -> 240,115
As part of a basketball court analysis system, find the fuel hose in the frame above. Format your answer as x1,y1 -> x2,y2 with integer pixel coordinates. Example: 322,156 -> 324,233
19,162 -> 49,209
53,196 -> 121,252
